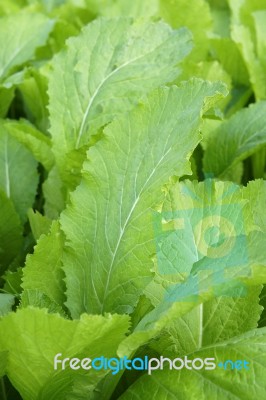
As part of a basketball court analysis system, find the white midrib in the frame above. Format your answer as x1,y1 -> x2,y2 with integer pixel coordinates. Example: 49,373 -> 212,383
4,136 -> 10,198
75,43 -> 165,149
75,57 -> 138,149
100,148 -> 172,313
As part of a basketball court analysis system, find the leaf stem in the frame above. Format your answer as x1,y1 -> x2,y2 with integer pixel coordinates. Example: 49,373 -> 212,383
0,377 -> 7,400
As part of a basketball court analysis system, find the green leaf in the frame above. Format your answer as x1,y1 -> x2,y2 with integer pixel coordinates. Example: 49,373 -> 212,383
210,38 -> 250,87
18,68 -> 50,133
48,17 -> 193,186
29,0 -> 66,13
0,120 -> 39,222
85,0 -> 159,17
150,286 -> 262,356
208,0 -> 230,37
43,165 -> 65,219
228,0 -> 266,100
0,12 -> 54,81
0,0 -> 24,16
0,86 -> 14,117
203,101 -> 266,180
28,209 -> 52,241
0,307 -> 130,400
119,328 -> 266,400
0,294 -> 15,317
159,0 -> 213,62
3,119 -> 54,170
22,221 -> 65,307
118,179 -> 266,357
0,190 -> 22,275
20,289 -> 66,316
60,81 -> 226,318
3,268 -> 23,296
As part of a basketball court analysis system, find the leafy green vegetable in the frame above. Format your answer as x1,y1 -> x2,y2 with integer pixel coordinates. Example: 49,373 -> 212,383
149,286 -> 262,356
118,179 -> 266,357
0,308 -> 130,400
61,81 -> 226,317
0,2 -> 266,399
48,17 -> 193,188
120,328 -> 266,400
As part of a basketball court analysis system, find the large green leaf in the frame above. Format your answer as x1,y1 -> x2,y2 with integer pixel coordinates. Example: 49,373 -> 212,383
203,101 -> 266,179
0,120 -> 39,222
48,17 -> 193,187
0,307 -> 129,400
119,328 -> 266,400
150,286 -> 262,356
60,81 -> 226,318
118,180 -> 266,357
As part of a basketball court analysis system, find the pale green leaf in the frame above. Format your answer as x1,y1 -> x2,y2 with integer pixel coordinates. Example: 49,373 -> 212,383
60,81 -> 226,317
28,209 -> 52,241
4,119 -> 54,170
118,180 -> 266,357
28,0 -> 66,13
159,0 -> 213,63
210,38 -> 250,87
20,289 -> 66,316
22,221 -> 65,307
120,328 -> 266,400
203,101 -> 266,179
0,307 -> 130,400
0,120 -> 39,222
48,17 -> 193,185
85,0 -> 159,17
0,294 -> 15,316
0,12 -> 54,81
208,0 -> 230,37
228,0 -> 266,100
150,286 -> 262,356
3,268 -> 23,296
43,165 -> 65,219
